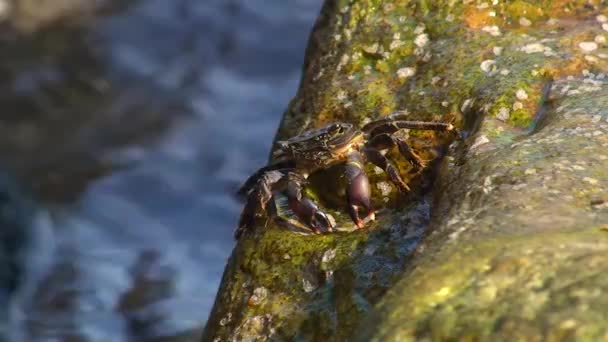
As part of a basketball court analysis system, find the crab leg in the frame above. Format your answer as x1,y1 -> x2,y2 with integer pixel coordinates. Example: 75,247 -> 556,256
285,171 -> 334,234
367,120 -> 454,137
237,160 -> 296,198
368,133 -> 425,170
363,147 -> 411,193
361,110 -> 410,131
236,169 -> 292,239
345,151 -> 375,228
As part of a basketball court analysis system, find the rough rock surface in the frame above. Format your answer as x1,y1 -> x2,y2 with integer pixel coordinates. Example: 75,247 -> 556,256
204,0 -> 608,341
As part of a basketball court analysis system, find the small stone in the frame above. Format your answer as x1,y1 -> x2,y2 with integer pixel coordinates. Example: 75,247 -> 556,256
585,55 -> 599,63
516,89 -> 529,100
248,287 -> 268,306
493,46 -> 503,56
470,135 -> 490,150
376,181 -> 392,196
582,177 -> 599,185
482,25 -> 501,36
483,176 -> 492,187
524,168 -> 537,175
397,67 -> 416,79
480,59 -> 496,73
441,101 -> 449,107
461,98 -> 474,112
579,41 -> 598,52
603,23 -> 608,32
597,15 -> 608,23
322,249 -> 337,263
389,40 -> 404,50
446,14 -> 455,22
513,102 -> 524,110
302,279 -> 317,293
500,69 -> 510,75
496,107 -> 510,121
363,43 -> 379,54
414,33 -> 429,48
519,17 -> 532,27
522,43 -> 545,54
595,35 -> 606,44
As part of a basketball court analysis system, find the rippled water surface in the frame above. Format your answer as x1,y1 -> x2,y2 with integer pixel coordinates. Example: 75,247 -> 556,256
7,0 -> 322,340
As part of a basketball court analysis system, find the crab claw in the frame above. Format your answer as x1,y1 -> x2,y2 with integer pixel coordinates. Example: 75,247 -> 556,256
312,208 -> 335,233
289,197 -> 335,234
345,152 -> 374,229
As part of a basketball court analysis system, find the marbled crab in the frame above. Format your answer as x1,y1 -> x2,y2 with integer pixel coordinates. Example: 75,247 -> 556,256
235,111 -> 456,239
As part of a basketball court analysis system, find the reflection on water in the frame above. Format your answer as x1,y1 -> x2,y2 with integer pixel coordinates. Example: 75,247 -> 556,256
1,0 -> 322,340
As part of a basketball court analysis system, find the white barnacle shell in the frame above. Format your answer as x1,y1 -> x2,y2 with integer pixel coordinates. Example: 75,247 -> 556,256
480,59 -> 496,73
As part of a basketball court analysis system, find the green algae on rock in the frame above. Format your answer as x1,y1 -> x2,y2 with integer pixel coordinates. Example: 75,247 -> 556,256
204,0 -> 608,341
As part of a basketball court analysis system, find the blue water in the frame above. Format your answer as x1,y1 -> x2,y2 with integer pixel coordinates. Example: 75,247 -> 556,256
10,1 -> 322,340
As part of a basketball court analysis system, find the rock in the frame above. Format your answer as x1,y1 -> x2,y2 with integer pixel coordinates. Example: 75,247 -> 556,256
204,1 -> 608,341
0,171 -> 36,340
0,5 -> 188,203
5,0 -> 135,33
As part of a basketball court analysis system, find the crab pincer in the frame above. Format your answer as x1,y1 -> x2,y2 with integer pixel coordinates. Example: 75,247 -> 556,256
285,172 -> 334,233
345,151 -> 375,228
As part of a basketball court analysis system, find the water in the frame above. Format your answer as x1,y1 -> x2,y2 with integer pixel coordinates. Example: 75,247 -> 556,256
6,0 -> 323,340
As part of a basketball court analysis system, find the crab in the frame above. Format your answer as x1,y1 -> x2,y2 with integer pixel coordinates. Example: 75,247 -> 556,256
235,111 -> 456,239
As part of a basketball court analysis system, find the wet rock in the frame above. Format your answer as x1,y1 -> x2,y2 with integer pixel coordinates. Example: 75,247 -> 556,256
0,9 -> 189,203
0,171 -> 35,341
205,0 -> 608,341
4,0 -> 135,33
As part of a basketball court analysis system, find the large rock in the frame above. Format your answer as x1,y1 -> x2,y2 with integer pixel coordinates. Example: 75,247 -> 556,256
203,0 -> 608,340
0,2 -> 187,203
0,0 -> 134,33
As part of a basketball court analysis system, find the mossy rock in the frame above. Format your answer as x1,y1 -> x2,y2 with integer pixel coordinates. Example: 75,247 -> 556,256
203,0 -> 608,341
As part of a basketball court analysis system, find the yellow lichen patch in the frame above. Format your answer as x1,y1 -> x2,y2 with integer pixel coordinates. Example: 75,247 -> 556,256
554,56 -> 596,79
505,1 -> 545,21
463,7 -> 494,30
354,79 -> 397,117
